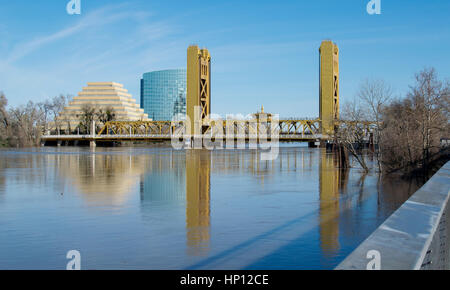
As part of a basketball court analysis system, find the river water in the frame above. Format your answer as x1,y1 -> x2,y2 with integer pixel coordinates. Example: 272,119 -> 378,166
0,146 -> 421,269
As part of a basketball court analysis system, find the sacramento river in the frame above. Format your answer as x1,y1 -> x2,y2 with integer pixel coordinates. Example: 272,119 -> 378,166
0,146 -> 420,269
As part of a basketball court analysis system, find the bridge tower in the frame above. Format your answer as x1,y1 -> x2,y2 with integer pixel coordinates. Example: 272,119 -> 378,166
319,40 -> 340,135
187,45 -> 211,137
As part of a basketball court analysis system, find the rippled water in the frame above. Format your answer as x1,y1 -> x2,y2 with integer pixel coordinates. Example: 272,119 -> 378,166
0,146 -> 420,269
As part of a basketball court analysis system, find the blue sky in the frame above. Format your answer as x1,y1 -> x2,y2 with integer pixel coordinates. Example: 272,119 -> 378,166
0,0 -> 449,117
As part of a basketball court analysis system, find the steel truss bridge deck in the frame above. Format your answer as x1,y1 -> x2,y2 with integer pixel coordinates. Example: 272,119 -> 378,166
41,119 -> 375,143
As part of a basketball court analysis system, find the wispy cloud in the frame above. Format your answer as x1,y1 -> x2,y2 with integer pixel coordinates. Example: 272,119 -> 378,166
4,4 -> 158,64
0,3 -> 178,106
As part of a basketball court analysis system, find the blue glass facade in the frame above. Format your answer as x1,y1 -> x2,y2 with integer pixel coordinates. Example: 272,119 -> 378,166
140,69 -> 186,121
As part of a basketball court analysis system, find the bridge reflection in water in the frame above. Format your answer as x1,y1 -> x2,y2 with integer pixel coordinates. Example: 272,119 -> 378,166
319,152 -> 347,256
185,151 -> 211,256
183,149 -> 416,266
136,148 -> 389,263
1,147 -> 421,269
182,149 -> 349,260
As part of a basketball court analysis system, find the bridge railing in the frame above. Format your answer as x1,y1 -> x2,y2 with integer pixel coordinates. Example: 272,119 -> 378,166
336,161 -> 450,270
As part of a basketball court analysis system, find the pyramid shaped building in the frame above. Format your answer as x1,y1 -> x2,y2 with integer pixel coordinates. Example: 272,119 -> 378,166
57,82 -> 150,130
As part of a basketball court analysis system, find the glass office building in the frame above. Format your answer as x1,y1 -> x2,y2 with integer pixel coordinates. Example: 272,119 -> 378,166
140,69 -> 186,121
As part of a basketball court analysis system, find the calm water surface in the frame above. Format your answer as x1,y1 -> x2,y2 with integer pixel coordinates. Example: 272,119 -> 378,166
0,146 -> 420,269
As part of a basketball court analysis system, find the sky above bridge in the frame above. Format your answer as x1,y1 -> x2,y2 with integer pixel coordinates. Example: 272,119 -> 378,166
0,0 -> 449,117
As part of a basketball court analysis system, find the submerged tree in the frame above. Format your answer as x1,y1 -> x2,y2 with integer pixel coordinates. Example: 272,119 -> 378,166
333,79 -> 393,173
357,79 -> 393,172
334,98 -> 369,172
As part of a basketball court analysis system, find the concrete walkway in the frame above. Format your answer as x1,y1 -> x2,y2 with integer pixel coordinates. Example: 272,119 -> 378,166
336,162 -> 450,270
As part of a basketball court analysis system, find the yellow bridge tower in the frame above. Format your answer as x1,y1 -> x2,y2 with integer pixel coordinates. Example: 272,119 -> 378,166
319,40 -> 340,135
187,45 -> 211,137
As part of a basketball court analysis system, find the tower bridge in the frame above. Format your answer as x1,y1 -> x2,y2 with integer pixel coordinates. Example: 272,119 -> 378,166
41,40 -> 375,147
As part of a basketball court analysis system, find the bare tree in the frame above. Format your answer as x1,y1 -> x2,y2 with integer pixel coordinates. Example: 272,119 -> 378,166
380,68 -> 449,174
0,92 -> 10,146
0,92 -> 9,129
0,93 -> 73,147
334,99 -> 369,172
8,101 -> 44,147
49,95 -> 68,133
76,105 -> 96,134
408,68 -> 448,171
357,79 -> 393,172
37,100 -> 52,133
440,79 -> 450,121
